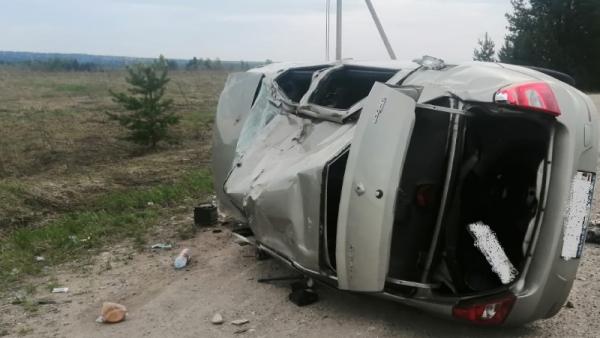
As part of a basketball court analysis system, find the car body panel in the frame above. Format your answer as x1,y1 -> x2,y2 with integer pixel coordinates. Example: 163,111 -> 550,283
212,72 -> 264,220
223,78 -> 355,269
336,83 -> 416,291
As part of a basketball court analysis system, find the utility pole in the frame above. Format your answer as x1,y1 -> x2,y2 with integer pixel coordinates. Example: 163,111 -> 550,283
326,0 -> 331,61
336,0 -> 342,61
329,0 -> 396,61
365,0 -> 397,60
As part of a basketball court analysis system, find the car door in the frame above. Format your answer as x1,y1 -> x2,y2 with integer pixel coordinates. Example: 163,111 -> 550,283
336,82 -> 416,292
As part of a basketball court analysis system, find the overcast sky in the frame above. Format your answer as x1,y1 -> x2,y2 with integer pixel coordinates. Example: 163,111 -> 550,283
0,0 -> 512,63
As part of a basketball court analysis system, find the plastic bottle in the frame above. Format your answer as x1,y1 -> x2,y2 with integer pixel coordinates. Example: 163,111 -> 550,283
174,248 -> 190,269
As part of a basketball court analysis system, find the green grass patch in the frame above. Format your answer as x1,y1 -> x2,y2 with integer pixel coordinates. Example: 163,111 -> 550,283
0,169 -> 213,288
52,83 -> 89,94
96,169 -> 213,211
0,181 -> 27,207
0,181 -> 34,228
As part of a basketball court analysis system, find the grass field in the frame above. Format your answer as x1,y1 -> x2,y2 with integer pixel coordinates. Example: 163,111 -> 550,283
0,68 -> 228,288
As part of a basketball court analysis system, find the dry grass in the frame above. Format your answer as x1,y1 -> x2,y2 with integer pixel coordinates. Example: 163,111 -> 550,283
0,68 -> 226,178
0,67 -> 228,239
0,67 -> 229,290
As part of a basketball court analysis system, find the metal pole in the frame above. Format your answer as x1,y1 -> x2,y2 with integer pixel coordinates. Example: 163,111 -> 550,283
420,99 -> 463,283
326,0 -> 330,61
336,0 -> 342,61
365,0 -> 397,60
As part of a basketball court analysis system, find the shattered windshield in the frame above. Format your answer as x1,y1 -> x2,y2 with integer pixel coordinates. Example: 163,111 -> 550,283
235,81 -> 280,156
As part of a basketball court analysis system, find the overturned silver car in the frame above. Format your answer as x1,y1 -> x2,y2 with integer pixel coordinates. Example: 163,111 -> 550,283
212,58 -> 599,325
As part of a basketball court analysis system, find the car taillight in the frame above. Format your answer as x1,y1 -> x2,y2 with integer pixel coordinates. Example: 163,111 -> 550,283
494,82 -> 561,116
452,293 -> 516,325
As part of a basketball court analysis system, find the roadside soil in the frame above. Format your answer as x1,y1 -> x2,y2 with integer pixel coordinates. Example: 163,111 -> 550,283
1,217 -> 598,338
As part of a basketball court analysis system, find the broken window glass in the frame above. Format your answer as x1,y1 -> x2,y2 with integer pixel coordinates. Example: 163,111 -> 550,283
235,81 -> 280,156
276,66 -> 329,103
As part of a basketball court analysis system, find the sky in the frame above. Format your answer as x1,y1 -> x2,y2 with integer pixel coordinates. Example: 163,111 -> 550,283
0,0 -> 513,63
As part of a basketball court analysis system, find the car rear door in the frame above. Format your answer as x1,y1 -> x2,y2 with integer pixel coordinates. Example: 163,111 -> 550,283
336,82 -> 416,292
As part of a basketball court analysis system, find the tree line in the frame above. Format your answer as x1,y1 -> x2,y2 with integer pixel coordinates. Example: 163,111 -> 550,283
473,0 -> 600,90
183,57 -> 272,71
0,56 -> 271,73
3,58 -> 102,72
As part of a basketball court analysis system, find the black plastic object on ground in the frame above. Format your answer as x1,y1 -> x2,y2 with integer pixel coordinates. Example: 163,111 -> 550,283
587,224 -> 600,244
288,282 -> 319,306
194,203 -> 217,226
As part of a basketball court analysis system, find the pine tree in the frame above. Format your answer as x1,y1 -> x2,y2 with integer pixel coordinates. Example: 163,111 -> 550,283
204,58 -> 213,70
497,39 -> 514,63
186,57 -> 200,71
214,58 -> 223,70
167,60 -> 179,71
499,0 -> 600,89
106,59 -> 178,149
473,32 -> 496,62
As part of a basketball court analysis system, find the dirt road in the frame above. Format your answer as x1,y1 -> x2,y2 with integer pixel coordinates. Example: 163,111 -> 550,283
3,217 -> 599,338
2,95 -> 600,338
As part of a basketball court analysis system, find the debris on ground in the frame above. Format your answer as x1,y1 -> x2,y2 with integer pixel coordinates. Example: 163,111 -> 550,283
194,203 -> 218,226
288,281 -> 319,307
35,299 -> 57,305
257,275 -> 304,284
289,288 -> 319,307
68,235 -> 90,243
34,256 -> 45,262
174,248 -> 191,269
255,248 -> 271,261
234,328 -> 249,334
231,319 -> 249,326
51,287 -> 69,293
233,238 -> 250,246
211,313 -> 224,325
10,295 -> 25,305
151,243 -> 173,250
96,302 -> 127,324
565,301 -> 575,309
587,224 -> 600,244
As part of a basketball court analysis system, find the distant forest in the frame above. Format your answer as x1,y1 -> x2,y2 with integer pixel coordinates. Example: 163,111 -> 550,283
0,51 -> 270,72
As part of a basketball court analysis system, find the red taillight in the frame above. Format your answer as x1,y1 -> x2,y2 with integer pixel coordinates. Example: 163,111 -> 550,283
494,82 -> 561,116
452,293 -> 516,325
